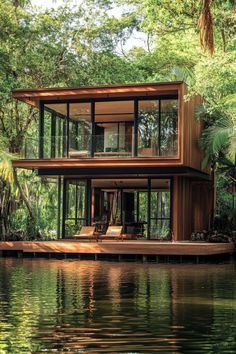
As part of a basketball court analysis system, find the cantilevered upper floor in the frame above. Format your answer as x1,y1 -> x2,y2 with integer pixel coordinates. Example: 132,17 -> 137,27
12,81 -> 206,174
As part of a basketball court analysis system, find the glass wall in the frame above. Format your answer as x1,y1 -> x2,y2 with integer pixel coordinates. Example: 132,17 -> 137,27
94,101 -> 134,157
138,99 -> 178,157
160,100 -> 178,156
64,180 -> 87,238
150,179 -> 171,239
69,103 -> 91,158
36,97 -> 178,159
43,103 -> 67,158
90,178 -> 171,240
137,100 -> 159,157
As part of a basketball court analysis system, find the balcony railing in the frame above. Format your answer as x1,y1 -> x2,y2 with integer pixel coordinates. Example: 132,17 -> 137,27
23,133 -> 178,159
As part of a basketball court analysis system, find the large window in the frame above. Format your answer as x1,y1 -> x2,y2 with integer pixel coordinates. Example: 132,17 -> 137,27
43,103 -> 67,158
94,101 -> 134,157
150,179 -> 171,239
63,180 -> 87,238
37,97 -> 178,159
90,178 -> 171,240
69,103 -> 91,158
138,99 -> 178,157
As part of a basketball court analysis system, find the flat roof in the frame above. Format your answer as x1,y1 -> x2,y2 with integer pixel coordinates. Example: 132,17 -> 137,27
12,81 -> 184,107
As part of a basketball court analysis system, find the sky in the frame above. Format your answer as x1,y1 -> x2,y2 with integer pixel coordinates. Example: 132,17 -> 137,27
32,0 -> 74,9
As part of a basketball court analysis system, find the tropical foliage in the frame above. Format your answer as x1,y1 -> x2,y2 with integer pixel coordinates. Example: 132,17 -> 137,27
0,0 -> 235,239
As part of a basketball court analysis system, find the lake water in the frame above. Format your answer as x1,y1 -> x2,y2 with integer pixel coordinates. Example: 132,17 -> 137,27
0,258 -> 236,353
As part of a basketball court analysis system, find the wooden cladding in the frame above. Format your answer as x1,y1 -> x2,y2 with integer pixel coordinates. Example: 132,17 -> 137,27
172,177 -> 213,240
181,85 -> 207,173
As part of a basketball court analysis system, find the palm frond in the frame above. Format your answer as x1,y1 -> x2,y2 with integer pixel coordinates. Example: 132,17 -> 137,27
200,114 -> 235,166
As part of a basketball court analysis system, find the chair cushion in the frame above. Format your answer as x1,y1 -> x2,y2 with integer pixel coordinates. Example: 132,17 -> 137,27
109,229 -> 121,235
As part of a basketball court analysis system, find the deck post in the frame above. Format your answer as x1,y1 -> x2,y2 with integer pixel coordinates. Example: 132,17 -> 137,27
86,179 -> 92,226
17,251 -> 23,258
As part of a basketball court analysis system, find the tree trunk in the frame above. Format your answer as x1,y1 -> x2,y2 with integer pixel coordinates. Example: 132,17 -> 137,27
13,167 -> 36,239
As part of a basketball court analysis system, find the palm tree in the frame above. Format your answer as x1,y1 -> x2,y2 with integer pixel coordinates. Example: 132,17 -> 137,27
0,149 -> 16,239
0,148 -> 34,239
200,112 -> 236,167
200,98 -> 236,227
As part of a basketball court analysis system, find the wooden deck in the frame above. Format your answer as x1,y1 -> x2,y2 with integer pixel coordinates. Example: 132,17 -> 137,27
0,240 -> 234,257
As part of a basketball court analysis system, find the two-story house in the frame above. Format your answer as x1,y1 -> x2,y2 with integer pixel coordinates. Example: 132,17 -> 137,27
12,82 -> 213,241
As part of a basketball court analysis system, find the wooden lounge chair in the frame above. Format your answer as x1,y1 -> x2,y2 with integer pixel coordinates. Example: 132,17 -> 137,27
100,226 -> 123,241
73,226 -> 97,241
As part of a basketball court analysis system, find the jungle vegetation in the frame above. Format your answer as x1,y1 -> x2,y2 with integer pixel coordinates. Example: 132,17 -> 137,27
0,0 -> 235,239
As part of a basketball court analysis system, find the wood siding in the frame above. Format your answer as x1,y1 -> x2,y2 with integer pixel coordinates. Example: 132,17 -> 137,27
172,176 -> 192,241
182,84 -> 208,173
192,181 -> 213,232
173,177 -> 214,240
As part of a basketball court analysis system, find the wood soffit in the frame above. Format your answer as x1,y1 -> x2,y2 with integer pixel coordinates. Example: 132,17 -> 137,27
12,158 -> 183,169
12,81 -> 183,107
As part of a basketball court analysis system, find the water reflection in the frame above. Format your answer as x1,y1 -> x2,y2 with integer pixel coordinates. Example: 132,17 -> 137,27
0,259 -> 236,353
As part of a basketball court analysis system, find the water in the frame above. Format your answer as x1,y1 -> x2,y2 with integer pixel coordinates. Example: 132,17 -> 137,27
0,259 -> 236,353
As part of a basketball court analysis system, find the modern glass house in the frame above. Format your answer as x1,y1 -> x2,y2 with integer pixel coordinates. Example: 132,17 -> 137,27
12,82 -> 213,241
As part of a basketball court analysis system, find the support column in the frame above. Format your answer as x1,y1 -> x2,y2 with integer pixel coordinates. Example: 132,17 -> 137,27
134,98 -> 138,157
91,100 -> 95,157
62,178 -> 67,239
86,179 -> 92,226
57,177 -> 62,239
66,103 -> 70,158
147,178 -> 151,239
39,102 -> 44,159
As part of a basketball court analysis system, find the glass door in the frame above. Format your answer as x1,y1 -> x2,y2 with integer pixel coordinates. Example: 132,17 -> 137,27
64,180 -> 87,237
150,179 -> 171,239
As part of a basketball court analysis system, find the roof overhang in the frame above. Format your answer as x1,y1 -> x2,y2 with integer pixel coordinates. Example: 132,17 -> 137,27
12,81 -> 183,107
12,158 -> 210,181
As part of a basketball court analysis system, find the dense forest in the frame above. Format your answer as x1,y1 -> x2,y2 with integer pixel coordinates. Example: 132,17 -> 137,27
0,0 -> 235,239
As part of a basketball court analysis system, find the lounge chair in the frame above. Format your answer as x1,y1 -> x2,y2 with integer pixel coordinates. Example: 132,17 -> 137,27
100,226 -> 123,241
73,226 -> 97,241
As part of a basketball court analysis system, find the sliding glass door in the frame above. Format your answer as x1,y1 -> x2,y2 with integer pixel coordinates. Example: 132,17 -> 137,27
91,178 -> 171,240
63,179 -> 88,238
150,179 -> 171,239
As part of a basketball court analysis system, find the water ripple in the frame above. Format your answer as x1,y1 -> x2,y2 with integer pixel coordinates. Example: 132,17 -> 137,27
0,259 -> 235,353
